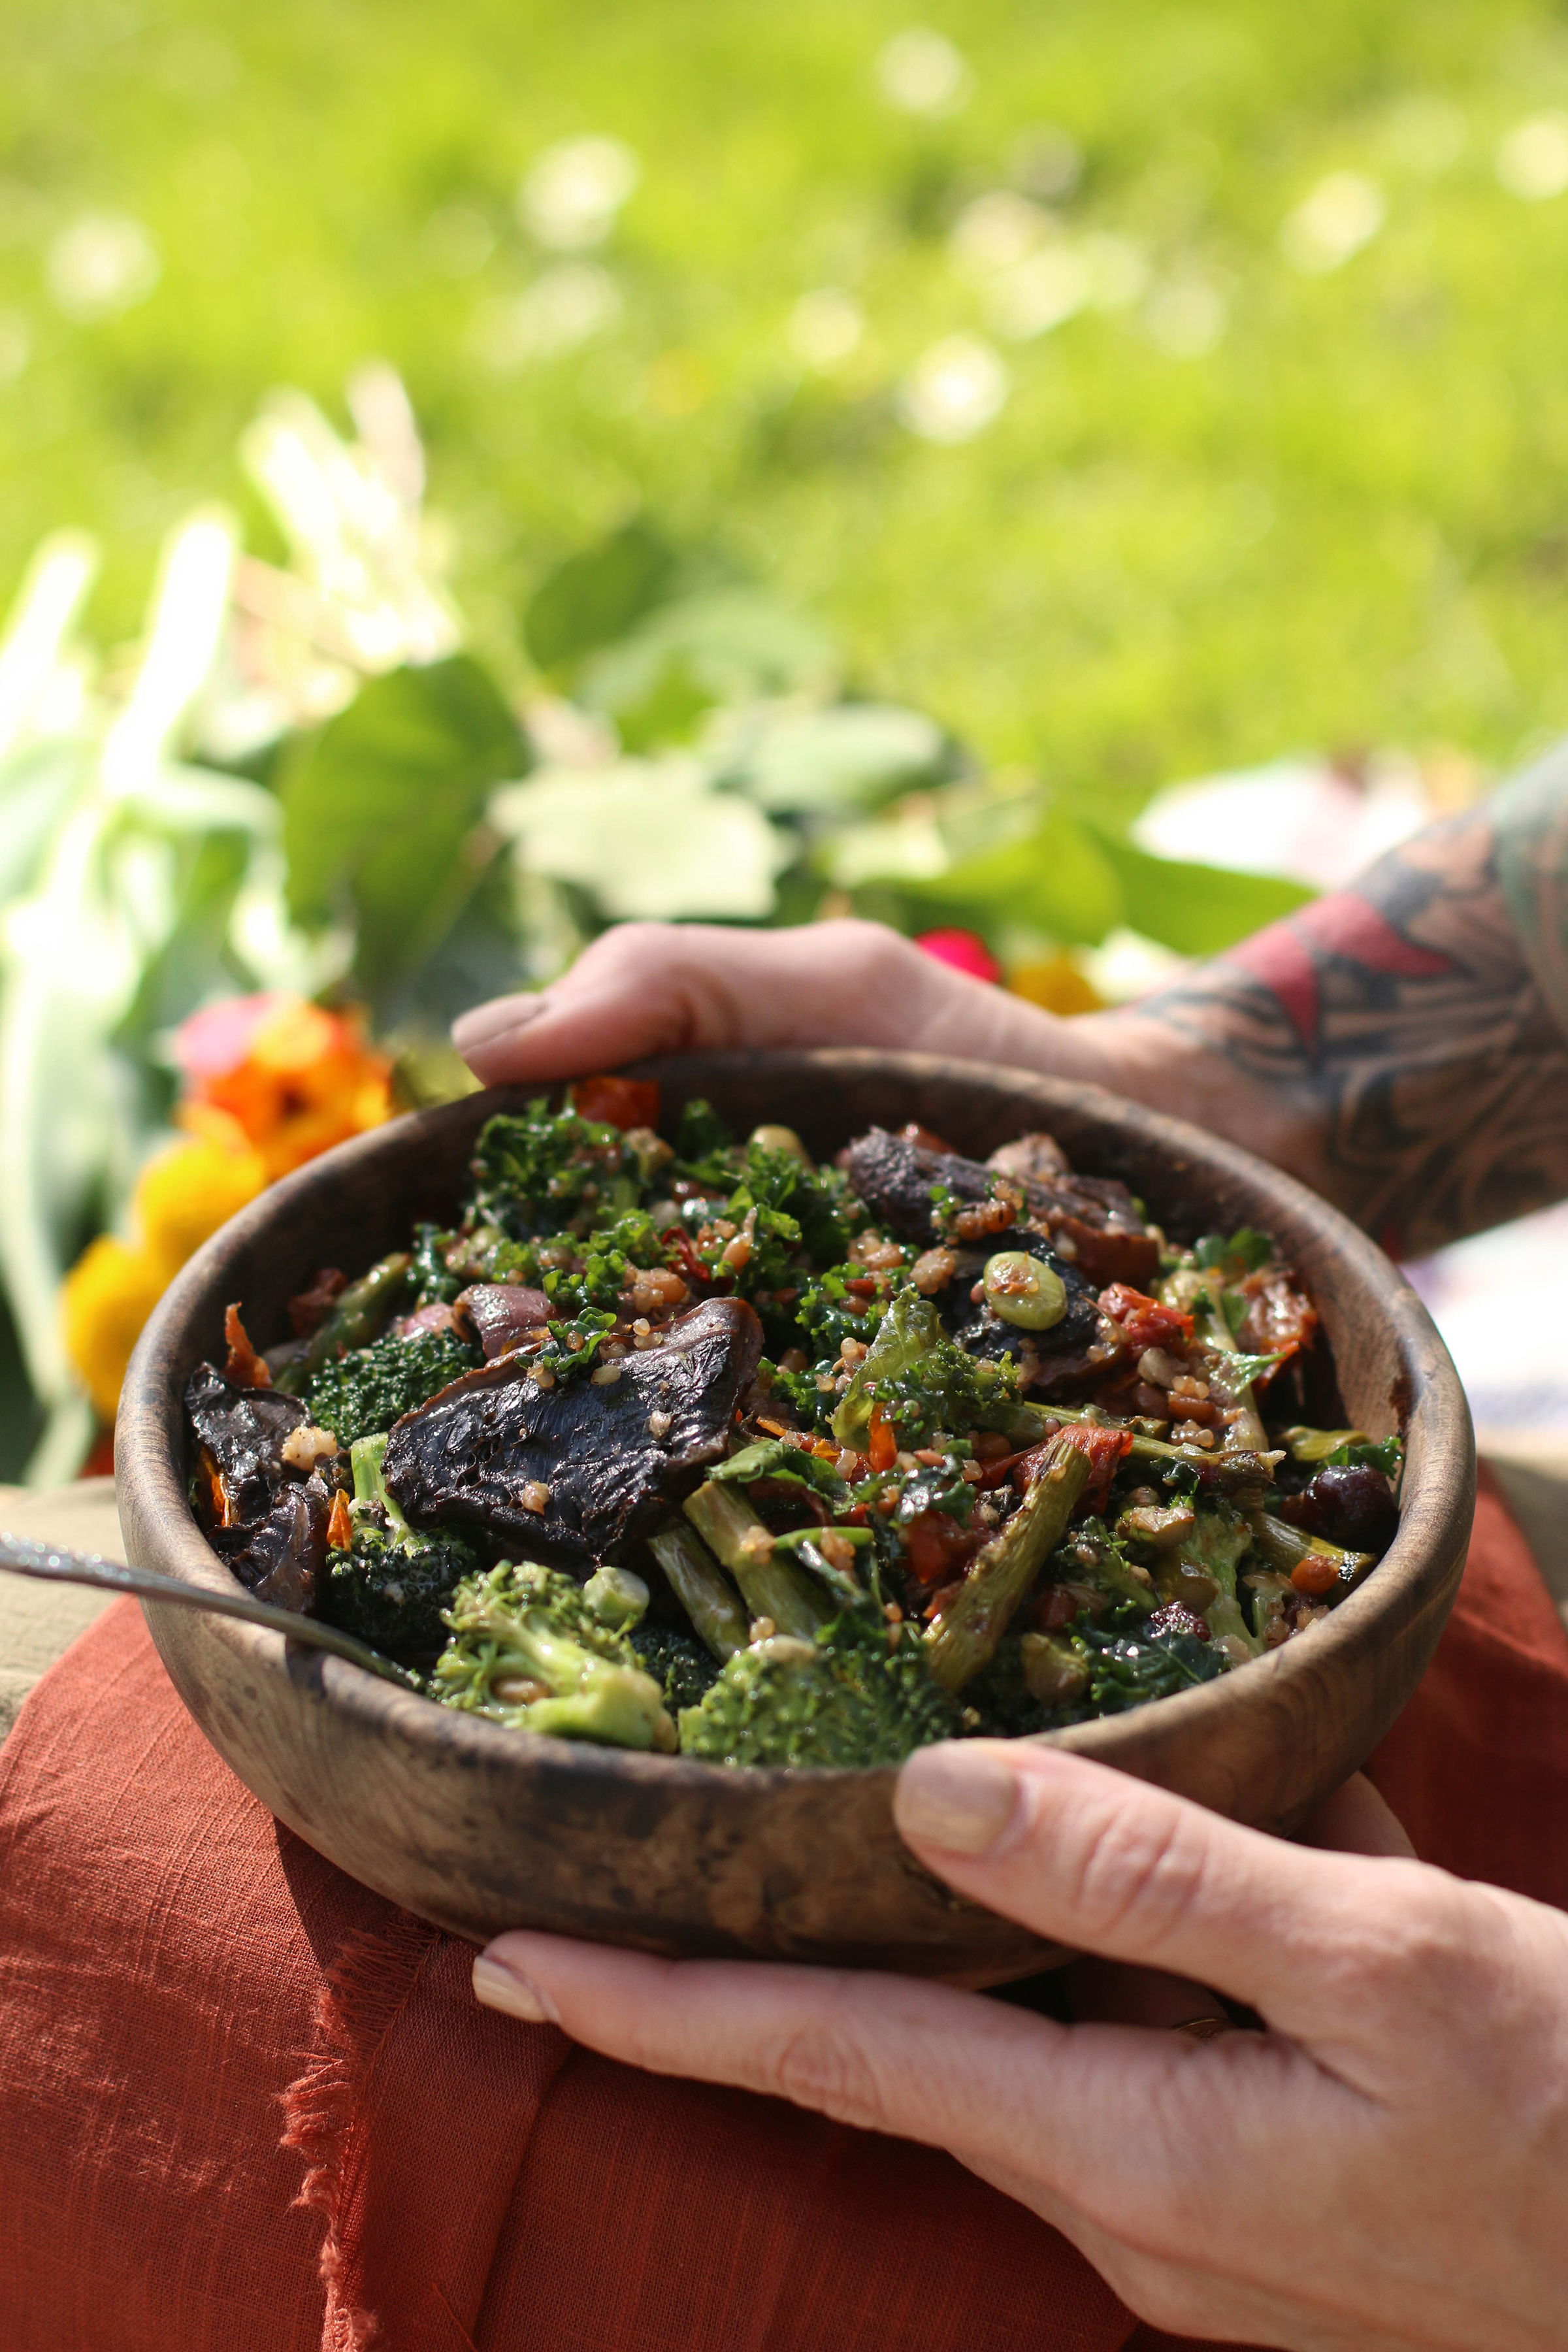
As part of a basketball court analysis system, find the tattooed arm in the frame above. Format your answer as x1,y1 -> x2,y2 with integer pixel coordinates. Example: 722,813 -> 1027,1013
453,762 -> 1568,1257
1103,783 -> 1568,1256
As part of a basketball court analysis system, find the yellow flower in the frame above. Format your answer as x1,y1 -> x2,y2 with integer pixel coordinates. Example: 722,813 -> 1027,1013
135,1135 -> 269,1278
61,1237 -> 169,1424
1007,954 -> 1105,1017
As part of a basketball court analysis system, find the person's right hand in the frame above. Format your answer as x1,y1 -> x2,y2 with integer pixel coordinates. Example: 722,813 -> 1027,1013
477,1742 -> 1568,2351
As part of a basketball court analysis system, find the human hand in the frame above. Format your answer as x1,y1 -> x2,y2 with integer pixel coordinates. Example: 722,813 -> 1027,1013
472,1744 -> 1568,2350
451,917 -> 1125,1097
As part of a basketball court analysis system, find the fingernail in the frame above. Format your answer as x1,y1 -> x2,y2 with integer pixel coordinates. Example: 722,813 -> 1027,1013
472,1952 -> 560,2024
894,1744 -> 1021,1855
451,992 -> 551,1051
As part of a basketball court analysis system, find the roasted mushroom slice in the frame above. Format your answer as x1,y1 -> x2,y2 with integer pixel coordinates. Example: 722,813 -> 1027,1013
383,1297 -> 764,1569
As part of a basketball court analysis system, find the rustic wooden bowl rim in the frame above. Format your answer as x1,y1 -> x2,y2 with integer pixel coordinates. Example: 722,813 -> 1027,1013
117,1048 -> 1474,1805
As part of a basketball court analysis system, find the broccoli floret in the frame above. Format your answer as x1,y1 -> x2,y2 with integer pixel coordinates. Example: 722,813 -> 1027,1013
321,1431 -> 482,1657
431,1559 -> 676,1750
963,1635 -> 1054,1737
304,1325 -> 482,1445
678,1616 -> 958,1767
1174,1498 -> 1258,1654
630,1620 -> 721,1711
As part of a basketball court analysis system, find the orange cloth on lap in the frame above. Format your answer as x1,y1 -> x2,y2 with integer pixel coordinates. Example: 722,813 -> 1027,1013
0,1469 -> 1563,2352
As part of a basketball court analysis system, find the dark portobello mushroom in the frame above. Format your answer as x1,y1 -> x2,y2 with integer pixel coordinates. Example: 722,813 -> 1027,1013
384,1296 -> 762,1567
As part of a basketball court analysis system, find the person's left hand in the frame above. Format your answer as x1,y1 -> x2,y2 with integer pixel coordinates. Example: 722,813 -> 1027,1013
472,1742 -> 1568,2351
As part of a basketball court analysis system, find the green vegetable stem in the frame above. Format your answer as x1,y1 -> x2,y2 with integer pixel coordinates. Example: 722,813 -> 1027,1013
276,1252 -> 414,1395
683,1478 -> 832,1642
925,1436 -> 1092,1691
647,1520 -> 750,1660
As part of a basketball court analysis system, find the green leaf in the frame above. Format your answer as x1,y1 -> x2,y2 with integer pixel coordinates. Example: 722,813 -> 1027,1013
523,521 -> 678,674
711,1438 -> 847,1497
1219,1348 -> 1290,1388
732,703 -> 951,814
1194,1228 -> 1274,1273
279,656 -> 525,1011
578,589 -> 836,717
1090,830 -> 1315,957
898,809 -> 1123,947
489,757 -> 787,921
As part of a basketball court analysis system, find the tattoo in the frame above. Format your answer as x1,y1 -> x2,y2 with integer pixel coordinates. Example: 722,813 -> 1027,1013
1135,804 -> 1568,1257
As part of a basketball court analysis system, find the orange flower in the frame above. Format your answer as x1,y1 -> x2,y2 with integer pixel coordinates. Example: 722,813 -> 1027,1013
63,993 -> 394,1429
174,992 -> 393,1180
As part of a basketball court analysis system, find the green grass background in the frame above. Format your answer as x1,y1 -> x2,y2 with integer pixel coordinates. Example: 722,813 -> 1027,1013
6,0 -> 1568,819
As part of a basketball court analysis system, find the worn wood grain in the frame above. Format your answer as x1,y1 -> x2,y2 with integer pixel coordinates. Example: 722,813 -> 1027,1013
114,1052 -> 1475,1984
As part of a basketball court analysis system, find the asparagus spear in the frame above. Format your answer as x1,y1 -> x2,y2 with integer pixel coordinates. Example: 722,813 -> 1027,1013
1016,1400 -> 1282,1489
275,1252 -> 414,1394
924,1436 -> 1090,1691
647,1520 -> 750,1661
683,1480 -> 832,1643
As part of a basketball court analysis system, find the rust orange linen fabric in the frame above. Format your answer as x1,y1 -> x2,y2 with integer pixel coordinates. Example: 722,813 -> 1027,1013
0,1468 -> 1563,2352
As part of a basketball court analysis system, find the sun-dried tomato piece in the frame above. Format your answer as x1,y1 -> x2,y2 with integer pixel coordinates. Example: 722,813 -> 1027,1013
902,1510 -> 985,1587
1098,1283 -> 1194,1354
287,1267 -> 347,1338
223,1303 -> 272,1390
662,1228 -> 713,1290
570,1074 -> 661,1131
867,1404 -> 898,1473
1039,1421 -> 1134,1516
1234,1267 -> 1318,1371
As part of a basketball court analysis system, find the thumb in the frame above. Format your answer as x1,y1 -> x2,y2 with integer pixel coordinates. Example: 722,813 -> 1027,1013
892,1740 -> 1424,2042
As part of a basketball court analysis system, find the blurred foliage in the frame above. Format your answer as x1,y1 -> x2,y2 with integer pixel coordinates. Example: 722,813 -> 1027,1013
279,653 -> 525,1011
1,1 -> 1568,812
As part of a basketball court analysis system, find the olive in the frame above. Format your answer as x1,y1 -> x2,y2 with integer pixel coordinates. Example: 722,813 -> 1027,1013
748,1123 -> 812,1166
981,1249 -> 1068,1331
1278,1465 -> 1397,1554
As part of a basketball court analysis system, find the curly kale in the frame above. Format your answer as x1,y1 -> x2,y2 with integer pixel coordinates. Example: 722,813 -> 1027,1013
468,1102 -> 644,1240
672,1096 -> 739,1186
727,1141 -> 856,1276
966,1595 -> 1229,1733
431,1558 -> 675,1750
321,1431 -> 483,1658
630,1620 -> 721,1711
303,1325 -> 482,1445
678,1615 -> 958,1767
1066,1601 -> 1228,1714
831,1289 -> 1024,1450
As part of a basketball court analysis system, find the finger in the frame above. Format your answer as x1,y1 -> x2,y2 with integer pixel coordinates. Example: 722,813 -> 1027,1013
451,916 -> 1095,1088
470,1928 -> 1299,2235
892,1739 -> 1437,2040
1299,1772 -> 1417,1860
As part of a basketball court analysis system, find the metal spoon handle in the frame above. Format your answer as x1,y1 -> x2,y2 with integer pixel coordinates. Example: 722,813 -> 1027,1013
0,1532 -> 419,1690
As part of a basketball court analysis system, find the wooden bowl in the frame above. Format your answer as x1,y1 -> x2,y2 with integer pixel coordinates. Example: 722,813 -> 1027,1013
116,1051 -> 1474,1986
